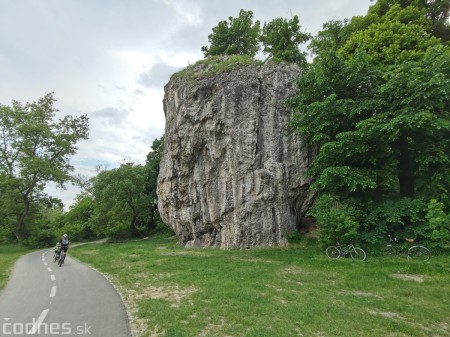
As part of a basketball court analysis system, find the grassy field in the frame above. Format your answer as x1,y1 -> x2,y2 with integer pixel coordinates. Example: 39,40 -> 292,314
70,232 -> 449,337
0,245 -> 33,290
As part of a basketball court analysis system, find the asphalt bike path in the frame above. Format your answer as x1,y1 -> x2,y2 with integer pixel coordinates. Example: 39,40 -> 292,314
0,249 -> 131,336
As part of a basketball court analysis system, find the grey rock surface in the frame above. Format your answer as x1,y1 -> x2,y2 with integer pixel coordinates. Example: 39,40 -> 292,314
157,60 -> 314,248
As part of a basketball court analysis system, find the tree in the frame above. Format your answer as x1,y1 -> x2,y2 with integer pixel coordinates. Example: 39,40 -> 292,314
201,9 -> 261,58
368,0 -> 450,41
0,93 -> 89,242
145,136 -> 164,228
58,193 -> 95,241
90,164 -> 151,238
289,1 -> 450,246
340,5 -> 441,64
70,136 -> 165,240
260,15 -> 311,65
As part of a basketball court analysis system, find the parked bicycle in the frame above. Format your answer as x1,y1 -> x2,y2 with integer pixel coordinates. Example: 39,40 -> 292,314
385,234 -> 430,261
326,242 -> 366,261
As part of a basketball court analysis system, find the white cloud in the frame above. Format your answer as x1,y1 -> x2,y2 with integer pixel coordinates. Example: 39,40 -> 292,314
138,62 -> 183,88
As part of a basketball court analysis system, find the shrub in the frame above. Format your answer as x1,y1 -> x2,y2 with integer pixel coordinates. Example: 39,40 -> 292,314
310,195 -> 360,247
424,199 -> 450,250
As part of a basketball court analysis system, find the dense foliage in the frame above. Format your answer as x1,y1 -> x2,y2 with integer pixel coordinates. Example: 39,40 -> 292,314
201,10 -> 261,58
0,125 -> 164,246
260,15 -> 311,65
0,93 -> 89,244
201,10 -> 310,65
82,136 -> 165,240
289,0 -> 450,248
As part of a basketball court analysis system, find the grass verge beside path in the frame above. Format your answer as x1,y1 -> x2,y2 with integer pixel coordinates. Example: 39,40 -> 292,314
71,232 -> 450,337
0,245 -> 34,290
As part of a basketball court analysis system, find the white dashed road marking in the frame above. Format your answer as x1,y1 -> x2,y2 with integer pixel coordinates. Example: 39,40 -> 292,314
50,274 -> 56,281
27,309 -> 49,334
50,286 -> 56,298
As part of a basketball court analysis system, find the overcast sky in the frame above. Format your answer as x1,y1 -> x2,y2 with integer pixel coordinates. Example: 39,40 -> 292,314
0,0 -> 372,208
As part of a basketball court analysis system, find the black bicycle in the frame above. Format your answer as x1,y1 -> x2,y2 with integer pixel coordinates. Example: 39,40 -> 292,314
326,242 -> 366,261
53,250 -> 60,263
385,234 -> 430,261
58,250 -> 67,267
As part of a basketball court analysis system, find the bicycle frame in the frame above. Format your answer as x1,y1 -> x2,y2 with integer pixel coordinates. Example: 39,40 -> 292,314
336,242 -> 357,256
58,251 -> 67,266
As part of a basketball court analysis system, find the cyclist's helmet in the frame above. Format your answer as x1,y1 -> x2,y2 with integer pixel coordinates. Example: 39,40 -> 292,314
62,234 -> 68,239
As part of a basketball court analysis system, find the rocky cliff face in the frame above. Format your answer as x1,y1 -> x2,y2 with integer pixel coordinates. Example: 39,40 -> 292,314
157,59 -> 314,248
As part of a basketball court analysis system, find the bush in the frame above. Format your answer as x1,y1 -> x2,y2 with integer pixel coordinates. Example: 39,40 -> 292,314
285,231 -> 303,244
57,222 -> 96,242
423,199 -> 450,250
0,224 -> 16,244
310,195 -> 360,247
23,227 -> 57,248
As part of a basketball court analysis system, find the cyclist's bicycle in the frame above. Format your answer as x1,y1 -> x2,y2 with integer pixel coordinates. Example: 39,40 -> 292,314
326,242 -> 366,261
385,234 -> 430,261
58,250 -> 67,267
53,250 -> 60,263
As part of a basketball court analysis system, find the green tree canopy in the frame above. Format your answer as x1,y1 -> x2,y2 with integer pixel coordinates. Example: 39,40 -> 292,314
368,0 -> 450,41
201,9 -> 261,58
90,163 -> 151,238
290,0 -> 450,247
0,93 -> 89,242
260,15 -> 311,65
88,136 -> 164,239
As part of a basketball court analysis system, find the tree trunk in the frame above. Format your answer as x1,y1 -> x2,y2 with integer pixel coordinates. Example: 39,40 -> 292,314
129,214 -> 143,238
14,194 -> 30,243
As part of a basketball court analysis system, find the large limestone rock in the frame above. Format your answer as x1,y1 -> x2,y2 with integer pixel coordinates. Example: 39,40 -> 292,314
157,59 -> 314,248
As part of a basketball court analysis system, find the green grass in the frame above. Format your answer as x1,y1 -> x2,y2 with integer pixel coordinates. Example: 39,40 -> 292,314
71,232 -> 450,337
172,55 -> 263,82
0,245 -> 33,290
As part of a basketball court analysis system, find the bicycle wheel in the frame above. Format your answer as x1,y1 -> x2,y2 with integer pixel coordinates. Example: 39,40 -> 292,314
58,254 -> 64,267
326,246 -> 340,259
350,248 -> 366,261
408,246 -> 430,261
384,245 -> 397,256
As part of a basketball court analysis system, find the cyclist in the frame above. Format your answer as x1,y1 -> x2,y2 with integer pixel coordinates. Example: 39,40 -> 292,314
53,241 -> 61,261
58,234 -> 70,261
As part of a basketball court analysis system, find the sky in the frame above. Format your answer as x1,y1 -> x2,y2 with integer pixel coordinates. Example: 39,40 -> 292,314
0,0 -> 373,209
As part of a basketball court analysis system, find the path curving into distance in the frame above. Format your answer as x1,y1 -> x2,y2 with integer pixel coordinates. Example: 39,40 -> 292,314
0,249 -> 130,336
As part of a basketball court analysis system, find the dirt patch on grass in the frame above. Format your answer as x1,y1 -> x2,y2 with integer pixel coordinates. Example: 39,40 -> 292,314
159,251 -> 206,257
341,291 -> 383,299
230,256 -> 277,263
128,284 -> 198,308
134,272 -> 173,282
368,309 -> 404,320
390,273 -> 425,283
282,266 -> 308,275
121,284 -> 198,336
